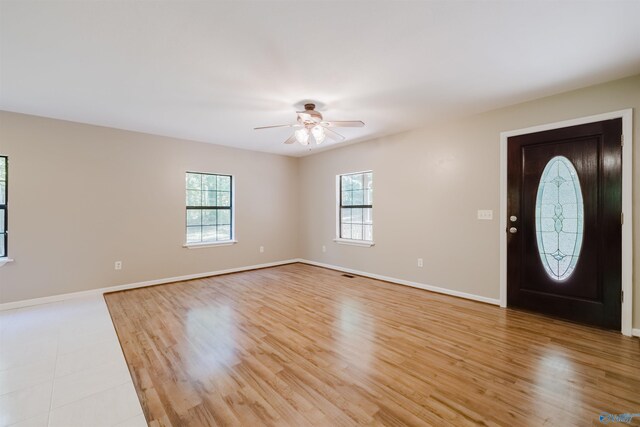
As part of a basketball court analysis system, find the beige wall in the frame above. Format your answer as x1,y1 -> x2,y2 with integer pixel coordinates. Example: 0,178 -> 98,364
1,75 -> 638,329
298,74 -> 639,328
0,112 -> 299,303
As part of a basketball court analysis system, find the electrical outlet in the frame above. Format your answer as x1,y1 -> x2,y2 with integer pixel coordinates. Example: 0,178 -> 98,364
417,258 -> 423,268
259,246 -> 264,253
322,245 -> 326,253
114,261 -> 122,270
477,210 -> 493,220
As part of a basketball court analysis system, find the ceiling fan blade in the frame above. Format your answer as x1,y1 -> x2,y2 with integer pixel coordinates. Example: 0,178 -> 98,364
323,127 -> 345,142
283,134 -> 297,144
321,120 -> 365,128
254,124 -> 295,130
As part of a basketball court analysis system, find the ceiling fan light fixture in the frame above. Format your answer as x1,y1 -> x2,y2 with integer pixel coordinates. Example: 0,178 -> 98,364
311,125 -> 326,144
254,102 -> 363,146
294,128 -> 310,145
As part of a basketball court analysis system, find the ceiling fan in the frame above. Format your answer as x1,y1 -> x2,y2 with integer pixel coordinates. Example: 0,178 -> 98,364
254,103 -> 364,145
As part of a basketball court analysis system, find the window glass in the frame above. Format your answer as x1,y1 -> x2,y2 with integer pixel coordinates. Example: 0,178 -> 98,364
535,156 -> 584,280
186,172 -> 233,243
0,156 -> 6,257
339,171 -> 372,242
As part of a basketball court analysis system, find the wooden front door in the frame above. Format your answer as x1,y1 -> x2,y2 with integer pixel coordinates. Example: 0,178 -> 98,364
507,119 -> 622,329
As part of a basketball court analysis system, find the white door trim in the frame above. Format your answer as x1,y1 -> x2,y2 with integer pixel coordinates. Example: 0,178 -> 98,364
499,109 -> 633,336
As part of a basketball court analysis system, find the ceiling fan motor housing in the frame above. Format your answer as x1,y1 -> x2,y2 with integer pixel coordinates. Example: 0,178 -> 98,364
301,104 -> 323,123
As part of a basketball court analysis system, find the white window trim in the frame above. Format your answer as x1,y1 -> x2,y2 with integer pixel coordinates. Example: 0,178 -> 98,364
183,240 -> 237,249
333,238 -> 375,247
184,171 -> 236,249
335,171 -> 374,246
0,257 -> 14,267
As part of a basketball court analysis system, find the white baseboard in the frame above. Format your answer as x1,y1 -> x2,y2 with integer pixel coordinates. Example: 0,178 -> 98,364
3,257 -> 630,334
632,329 -> 640,338
298,259 -> 501,306
0,259 -> 300,311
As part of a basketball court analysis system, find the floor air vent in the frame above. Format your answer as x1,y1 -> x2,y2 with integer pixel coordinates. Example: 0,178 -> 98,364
342,274 -> 355,278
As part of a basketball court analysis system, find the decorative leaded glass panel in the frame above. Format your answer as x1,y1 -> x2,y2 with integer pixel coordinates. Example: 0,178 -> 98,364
535,156 -> 584,281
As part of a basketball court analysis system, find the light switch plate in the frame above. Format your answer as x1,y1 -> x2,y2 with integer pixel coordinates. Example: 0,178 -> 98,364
477,210 -> 493,220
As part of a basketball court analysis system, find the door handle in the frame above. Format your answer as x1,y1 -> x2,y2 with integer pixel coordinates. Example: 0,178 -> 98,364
509,227 -> 518,234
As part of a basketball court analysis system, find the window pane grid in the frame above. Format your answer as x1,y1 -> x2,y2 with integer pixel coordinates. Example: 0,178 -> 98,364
0,156 -> 6,257
185,172 -> 232,244
339,171 -> 372,242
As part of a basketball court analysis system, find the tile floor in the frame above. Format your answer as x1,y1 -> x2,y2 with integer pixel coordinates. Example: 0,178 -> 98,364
0,295 -> 146,427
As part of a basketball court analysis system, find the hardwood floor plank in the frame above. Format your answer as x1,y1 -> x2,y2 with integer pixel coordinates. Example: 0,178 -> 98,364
105,263 -> 640,426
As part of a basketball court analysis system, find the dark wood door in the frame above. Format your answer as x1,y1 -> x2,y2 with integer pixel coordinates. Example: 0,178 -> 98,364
507,119 -> 622,329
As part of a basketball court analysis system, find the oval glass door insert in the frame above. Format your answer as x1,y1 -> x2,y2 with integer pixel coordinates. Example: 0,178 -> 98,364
535,156 -> 584,281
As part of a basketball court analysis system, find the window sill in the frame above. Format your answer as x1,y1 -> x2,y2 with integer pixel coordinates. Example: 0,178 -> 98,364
0,257 -> 15,267
183,240 -> 237,249
333,239 -> 375,247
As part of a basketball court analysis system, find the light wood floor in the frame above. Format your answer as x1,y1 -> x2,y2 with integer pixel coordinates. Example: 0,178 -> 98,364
105,263 -> 640,426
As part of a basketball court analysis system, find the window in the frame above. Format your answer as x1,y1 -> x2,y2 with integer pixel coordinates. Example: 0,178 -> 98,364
0,156 -> 6,257
535,156 -> 584,281
185,172 -> 233,244
339,171 -> 373,242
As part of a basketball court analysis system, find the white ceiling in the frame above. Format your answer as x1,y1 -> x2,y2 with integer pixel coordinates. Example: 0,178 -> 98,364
1,1 -> 639,157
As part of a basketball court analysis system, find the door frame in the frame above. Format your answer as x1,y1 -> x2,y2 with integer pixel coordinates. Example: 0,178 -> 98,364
499,109 -> 633,336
